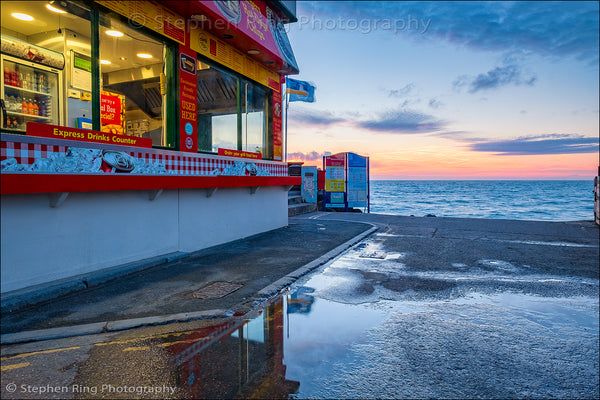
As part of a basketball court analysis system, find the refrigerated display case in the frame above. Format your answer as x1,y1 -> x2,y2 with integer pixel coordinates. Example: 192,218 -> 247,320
1,53 -> 63,132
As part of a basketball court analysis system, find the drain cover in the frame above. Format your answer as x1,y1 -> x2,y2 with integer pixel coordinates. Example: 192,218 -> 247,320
191,281 -> 243,299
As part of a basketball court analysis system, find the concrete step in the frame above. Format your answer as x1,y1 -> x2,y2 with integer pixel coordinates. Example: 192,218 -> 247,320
288,189 -> 301,197
288,202 -> 318,217
288,195 -> 304,205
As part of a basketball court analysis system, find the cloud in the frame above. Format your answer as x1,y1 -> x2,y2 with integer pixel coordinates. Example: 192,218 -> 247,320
469,134 -> 598,155
388,83 -> 415,98
288,108 -> 344,126
297,1 -> 599,64
287,151 -> 330,161
454,64 -> 537,93
428,98 -> 443,109
356,109 -> 446,134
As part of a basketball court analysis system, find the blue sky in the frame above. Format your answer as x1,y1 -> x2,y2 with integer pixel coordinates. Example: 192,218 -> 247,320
284,1 -> 599,179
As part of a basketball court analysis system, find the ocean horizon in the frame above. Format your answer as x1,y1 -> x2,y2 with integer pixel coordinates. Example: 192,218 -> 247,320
367,180 -> 594,222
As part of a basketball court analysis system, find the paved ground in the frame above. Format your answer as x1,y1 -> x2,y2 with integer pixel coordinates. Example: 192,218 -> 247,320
1,213 -> 598,399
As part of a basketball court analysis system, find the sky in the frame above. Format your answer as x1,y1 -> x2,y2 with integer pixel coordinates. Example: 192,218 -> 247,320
283,1 -> 599,179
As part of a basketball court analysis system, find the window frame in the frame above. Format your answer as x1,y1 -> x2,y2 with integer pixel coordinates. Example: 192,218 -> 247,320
195,53 -> 274,159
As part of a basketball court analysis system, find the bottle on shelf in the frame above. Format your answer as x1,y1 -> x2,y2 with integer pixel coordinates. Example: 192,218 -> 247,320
16,95 -> 22,113
21,97 -> 28,114
33,99 -> 39,116
4,66 -> 9,85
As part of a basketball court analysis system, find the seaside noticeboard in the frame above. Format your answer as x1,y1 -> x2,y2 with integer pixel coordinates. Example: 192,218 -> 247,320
323,152 -> 370,211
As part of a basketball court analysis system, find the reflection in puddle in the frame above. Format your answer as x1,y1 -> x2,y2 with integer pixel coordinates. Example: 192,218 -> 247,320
41,246 -> 598,399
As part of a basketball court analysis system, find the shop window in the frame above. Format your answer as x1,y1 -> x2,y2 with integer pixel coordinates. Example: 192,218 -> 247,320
243,81 -> 268,155
1,1 -> 91,132
99,15 -> 167,147
196,59 -> 272,158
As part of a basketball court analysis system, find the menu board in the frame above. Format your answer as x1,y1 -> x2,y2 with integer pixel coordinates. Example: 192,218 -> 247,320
190,28 -> 280,92
97,1 -> 185,45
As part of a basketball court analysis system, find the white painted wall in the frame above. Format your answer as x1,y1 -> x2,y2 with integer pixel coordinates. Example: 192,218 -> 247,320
0,186 -> 289,293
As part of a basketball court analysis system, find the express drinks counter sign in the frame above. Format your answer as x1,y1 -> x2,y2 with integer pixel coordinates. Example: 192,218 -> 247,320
179,46 -> 197,153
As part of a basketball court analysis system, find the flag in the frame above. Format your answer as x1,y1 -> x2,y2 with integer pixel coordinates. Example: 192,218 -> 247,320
286,78 -> 316,102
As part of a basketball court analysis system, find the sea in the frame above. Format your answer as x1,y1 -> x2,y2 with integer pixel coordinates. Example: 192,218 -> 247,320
368,180 -> 595,222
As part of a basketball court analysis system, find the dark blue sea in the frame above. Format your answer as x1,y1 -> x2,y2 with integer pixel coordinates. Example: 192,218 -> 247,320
368,180 -> 594,221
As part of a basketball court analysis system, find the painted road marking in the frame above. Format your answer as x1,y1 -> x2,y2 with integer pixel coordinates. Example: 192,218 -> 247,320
1,362 -> 30,371
1,346 -> 80,361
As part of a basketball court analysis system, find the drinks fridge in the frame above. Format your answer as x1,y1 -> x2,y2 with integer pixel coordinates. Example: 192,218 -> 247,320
2,53 -> 63,131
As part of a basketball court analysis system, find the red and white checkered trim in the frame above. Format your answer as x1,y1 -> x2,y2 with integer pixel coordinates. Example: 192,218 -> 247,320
1,136 -> 289,176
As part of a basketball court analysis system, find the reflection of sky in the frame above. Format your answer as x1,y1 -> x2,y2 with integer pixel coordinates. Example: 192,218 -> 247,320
211,112 -> 265,153
231,312 -> 265,343
285,1 -> 599,179
283,296 -> 387,383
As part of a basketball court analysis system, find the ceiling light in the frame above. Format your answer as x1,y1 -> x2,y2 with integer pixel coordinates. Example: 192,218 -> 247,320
46,4 -> 66,13
100,59 -> 111,65
264,60 -> 274,64
137,53 -> 152,59
105,30 -> 124,37
120,56 -> 127,61
190,14 -> 207,22
12,12 -> 34,21
247,49 -> 260,55
222,34 -> 234,39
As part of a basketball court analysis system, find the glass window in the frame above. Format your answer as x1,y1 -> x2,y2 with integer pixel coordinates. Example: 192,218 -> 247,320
99,15 -> 167,147
243,81 -> 267,155
196,59 -> 272,158
196,61 -> 239,153
1,0 -> 91,132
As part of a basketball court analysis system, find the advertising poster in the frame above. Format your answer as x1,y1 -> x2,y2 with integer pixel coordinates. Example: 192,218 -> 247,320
347,152 -> 368,208
100,91 -> 124,135
301,166 -> 317,203
179,45 -> 198,152
324,153 -> 346,208
325,153 -> 345,192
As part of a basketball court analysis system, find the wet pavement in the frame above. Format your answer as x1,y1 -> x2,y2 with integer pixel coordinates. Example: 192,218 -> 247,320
1,213 -> 599,399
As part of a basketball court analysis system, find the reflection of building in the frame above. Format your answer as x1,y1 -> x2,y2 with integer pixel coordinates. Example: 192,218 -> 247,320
1,1 -> 301,295
287,286 -> 315,314
169,297 -> 299,398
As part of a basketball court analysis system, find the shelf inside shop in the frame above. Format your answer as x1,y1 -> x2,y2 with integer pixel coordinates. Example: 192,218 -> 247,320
6,111 -> 51,120
4,84 -> 52,96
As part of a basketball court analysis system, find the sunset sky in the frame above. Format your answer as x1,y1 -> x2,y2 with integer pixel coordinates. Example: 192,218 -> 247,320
284,1 -> 599,179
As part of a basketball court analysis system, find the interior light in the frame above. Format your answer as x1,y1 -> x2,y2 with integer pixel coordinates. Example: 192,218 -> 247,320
46,4 -> 67,13
247,49 -> 260,55
100,59 -> 111,65
12,13 -> 34,21
190,14 -> 207,22
105,30 -> 124,37
137,53 -> 152,59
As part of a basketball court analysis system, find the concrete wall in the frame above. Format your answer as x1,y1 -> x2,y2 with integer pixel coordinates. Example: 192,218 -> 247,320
0,186 -> 289,293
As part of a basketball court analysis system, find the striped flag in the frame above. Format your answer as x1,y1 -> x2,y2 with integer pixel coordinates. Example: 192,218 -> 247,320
286,78 -> 316,102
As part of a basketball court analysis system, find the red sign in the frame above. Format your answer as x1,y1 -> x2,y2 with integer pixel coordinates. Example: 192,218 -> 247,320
273,86 -> 282,161
326,153 -> 346,167
26,122 -> 152,148
100,92 -> 122,126
179,44 -> 198,153
218,148 -> 262,160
